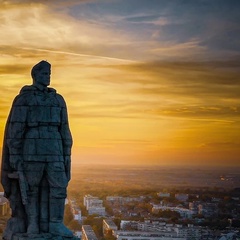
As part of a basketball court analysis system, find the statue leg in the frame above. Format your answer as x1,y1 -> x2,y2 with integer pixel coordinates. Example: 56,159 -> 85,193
39,175 -> 49,233
49,197 -> 73,237
25,187 -> 39,234
24,162 -> 44,234
47,162 -> 73,237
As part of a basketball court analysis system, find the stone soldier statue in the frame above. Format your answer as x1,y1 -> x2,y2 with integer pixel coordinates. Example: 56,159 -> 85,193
1,61 -> 74,239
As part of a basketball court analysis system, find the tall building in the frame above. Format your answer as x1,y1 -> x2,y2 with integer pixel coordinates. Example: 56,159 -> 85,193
103,219 -> 118,236
84,195 -> 106,216
82,225 -> 98,240
84,195 -> 100,209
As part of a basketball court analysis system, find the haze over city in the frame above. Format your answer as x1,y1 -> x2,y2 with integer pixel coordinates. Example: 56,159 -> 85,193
0,0 -> 240,167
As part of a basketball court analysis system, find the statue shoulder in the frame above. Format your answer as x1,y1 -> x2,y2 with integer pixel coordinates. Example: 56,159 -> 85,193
48,87 -> 57,93
55,93 -> 67,107
11,85 -> 34,105
20,85 -> 35,93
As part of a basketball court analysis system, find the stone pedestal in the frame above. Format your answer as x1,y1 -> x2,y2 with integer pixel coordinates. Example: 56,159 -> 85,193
12,233 -> 80,240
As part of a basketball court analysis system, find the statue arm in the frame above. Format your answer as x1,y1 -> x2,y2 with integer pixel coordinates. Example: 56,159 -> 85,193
1,95 -> 28,197
6,96 -> 28,170
58,96 -> 73,181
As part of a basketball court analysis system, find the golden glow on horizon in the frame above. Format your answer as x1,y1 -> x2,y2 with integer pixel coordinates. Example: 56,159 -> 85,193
0,1 -> 239,166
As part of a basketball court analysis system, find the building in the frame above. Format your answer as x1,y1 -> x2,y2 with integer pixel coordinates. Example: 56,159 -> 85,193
120,220 -> 204,240
175,194 -> 188,202
106,196 -> 144,204
82,225 -> 98,240
138,221 -> 169,232
106,196 -> 123,204
114,230 -> 186,240
73,209 -> 82,221
198,203 -> 218,217
88,207 -> 105,216
84,195 -> 106,216
152,205 -> 194,219
74,231 -> 82,238
218,232 -> 240,240
69,198 -> 82,222
84,195 -> 100,209
189,202 -> 201,214
158,192 -> 171,198
103,219 -> 118,236
120,220 -> 139,230
0,195 -> 9,216
174,224 -> 202,239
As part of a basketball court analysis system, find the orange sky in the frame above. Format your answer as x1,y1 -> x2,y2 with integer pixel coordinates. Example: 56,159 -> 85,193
0,1 -> 240,166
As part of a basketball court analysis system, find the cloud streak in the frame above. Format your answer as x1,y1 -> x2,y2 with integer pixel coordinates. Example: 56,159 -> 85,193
0,3 -> 140,61
2,0 -> 95,7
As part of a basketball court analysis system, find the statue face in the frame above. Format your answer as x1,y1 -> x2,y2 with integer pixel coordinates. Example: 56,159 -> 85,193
35,66 -> 51,87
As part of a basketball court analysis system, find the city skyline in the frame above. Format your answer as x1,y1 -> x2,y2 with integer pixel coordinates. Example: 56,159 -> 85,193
0,0 -> 240,166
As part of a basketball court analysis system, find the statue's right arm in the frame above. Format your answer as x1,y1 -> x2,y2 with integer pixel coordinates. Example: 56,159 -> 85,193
6,95 -> 28,170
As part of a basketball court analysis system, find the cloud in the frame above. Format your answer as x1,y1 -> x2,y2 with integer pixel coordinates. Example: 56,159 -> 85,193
124,14 -> 170,26
69,101 -> 153,120
20,47 -> 137,64
2,0 -> 238,62
0,63 -> 30,75
0,3 -> 139,61
97,59 -> 240,94
121,1 -> 240,60
2,0 -> 94,7
74,59 -> 240,121
146,106 -> 239,121
199,141 -> 240,149
149,40 -> 207,60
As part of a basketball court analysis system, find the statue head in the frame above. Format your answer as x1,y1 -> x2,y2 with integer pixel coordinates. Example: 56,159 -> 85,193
31,60 -> 51,87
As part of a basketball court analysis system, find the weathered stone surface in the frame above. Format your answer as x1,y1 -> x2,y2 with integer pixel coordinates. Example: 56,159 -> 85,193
1,61 -> 77,240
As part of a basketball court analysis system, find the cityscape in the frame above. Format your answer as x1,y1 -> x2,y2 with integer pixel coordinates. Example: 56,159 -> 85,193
1,164 -> 239,240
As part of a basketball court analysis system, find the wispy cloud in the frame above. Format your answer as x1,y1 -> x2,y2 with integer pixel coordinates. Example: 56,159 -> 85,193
124,14 -> 170,26
0,3 -> 139,61
149,40 -> 207,60
2,0 -> 95,7
146,106 -> 239,121
0,64 -> 30,75
20,47 -> 138,63
199,141 -> 240,149
96,60 -> 240,101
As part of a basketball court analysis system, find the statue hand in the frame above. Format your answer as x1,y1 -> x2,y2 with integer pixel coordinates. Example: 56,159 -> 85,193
10,157 -> 23,171
64,156 -> 71,181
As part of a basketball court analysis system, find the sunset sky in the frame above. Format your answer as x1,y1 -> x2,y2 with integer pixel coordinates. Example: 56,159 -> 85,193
0,0 -> 239,166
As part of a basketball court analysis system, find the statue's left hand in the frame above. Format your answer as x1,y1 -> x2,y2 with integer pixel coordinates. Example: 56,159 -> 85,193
64,156 -> 71,181
10,157 -> 23,171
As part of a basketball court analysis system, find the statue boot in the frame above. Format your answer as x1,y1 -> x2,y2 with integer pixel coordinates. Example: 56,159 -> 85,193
25,193 -> 39,234
49,198 -> 73,237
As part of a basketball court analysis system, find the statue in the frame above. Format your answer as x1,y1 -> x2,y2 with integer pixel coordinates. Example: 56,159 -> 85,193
1,61 -> 78,239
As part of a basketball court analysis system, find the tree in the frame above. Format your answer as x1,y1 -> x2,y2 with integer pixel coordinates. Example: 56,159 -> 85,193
68,220 -> 82,231
64,204 -> 74,225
